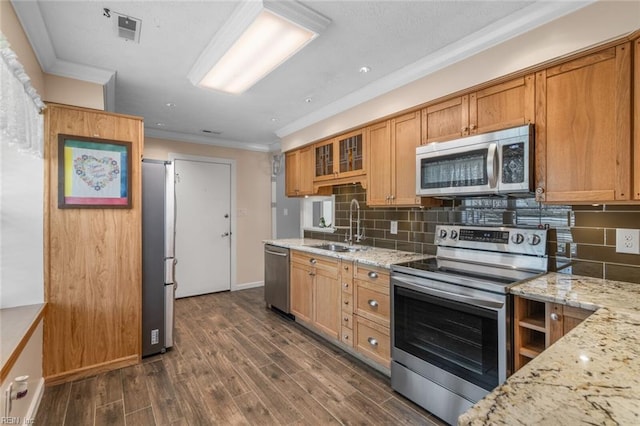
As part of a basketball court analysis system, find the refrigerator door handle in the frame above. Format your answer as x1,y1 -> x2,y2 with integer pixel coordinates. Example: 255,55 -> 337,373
165,258 -> 176,284
164,283 -> 175,349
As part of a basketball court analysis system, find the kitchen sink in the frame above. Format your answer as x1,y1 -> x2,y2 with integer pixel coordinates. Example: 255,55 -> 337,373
311,243 -> 369,253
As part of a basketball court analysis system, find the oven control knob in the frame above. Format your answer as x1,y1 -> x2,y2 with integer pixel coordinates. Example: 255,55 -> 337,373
528,234 -> 542,246
511,233 -> 525,244
439,229 -> 447,239
450,230 -> 458,240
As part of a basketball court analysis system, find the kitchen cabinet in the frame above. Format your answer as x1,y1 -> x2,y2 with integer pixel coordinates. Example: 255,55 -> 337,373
421,74 -> 534,145
340,261 -> 354,347
513,296 -> 592,371
352,264 -> 391,368
290,251 -> 341,339
367,114 -> 440,207
314,129 -> 366,184
535,43 -> 632,203
634,38 -> 640,200
285,146 -> 314,197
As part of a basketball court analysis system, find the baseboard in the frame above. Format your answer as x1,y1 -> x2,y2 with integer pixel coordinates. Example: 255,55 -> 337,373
44,354 -> 139,386
233,281 -> 264,291
25,377 -> 44,421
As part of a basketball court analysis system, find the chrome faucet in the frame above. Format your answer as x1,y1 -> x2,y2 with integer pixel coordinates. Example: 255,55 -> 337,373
347,198 -> 365,245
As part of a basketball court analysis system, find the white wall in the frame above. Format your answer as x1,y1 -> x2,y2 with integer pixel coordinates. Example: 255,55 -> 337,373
0,145 -> 44,308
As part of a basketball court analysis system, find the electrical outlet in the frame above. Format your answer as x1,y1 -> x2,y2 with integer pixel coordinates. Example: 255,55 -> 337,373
390,221 -> 398,235
151,329 -> 159,345
616,229 -> 640,254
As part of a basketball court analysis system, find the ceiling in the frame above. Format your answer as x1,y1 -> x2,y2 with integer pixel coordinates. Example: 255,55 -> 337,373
12,1 -> 591,152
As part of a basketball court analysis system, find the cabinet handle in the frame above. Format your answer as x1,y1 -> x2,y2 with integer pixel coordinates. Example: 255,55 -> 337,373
309,258 -> 317,264
470,123 -> 476,131
550,312 -> 560,321
344,335 -> 349,340
368,299 -> 379,308
367,337 -> 378,347
344,316 -> 349,322
343,282 -> 349,288
461,126 -> 469,133
344,265 -> 349,271
308,272 -> 316,277
368,271 -> 378,279
344,300 -> 349,305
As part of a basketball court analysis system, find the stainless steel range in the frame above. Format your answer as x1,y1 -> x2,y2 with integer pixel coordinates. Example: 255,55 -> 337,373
390,225 -> 548,425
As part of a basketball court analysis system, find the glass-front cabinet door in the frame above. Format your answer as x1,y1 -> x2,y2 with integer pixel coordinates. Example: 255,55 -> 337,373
314,129 -> 365,182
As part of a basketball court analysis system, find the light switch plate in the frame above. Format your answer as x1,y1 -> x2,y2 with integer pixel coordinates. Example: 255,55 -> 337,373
390,221 -> 398,235
616,228 -> 640,254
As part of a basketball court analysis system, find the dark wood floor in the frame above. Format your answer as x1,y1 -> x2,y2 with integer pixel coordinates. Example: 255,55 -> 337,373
36,287 -> 444,425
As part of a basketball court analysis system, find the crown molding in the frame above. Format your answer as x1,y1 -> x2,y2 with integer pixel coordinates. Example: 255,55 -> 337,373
275,0 -> 594,138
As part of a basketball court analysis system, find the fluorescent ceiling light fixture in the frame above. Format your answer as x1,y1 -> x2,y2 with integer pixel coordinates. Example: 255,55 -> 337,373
188,1 -> 330,94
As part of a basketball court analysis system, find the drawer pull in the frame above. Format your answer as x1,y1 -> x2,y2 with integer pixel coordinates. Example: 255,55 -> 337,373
368,271 -> 378,279
344,300 -> 349,305
367,337 -> 378,347
343,282 -> 349,288
310,258 -> 317,264
368,299 -> 379,308
308,272 -> 316,277
550,312 -> 560,321
344,316 -> 349,322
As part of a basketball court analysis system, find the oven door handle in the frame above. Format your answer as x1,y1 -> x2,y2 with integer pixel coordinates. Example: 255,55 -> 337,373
392,275 -> 504,311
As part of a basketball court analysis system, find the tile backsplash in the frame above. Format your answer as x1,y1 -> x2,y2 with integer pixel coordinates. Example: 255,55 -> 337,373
303,184 -> 640,284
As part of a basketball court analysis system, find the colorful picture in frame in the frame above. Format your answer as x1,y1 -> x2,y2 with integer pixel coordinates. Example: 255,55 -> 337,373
58,134 -> 132,208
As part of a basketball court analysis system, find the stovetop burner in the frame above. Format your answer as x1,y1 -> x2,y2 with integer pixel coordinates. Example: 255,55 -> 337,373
391,225 -> 549,294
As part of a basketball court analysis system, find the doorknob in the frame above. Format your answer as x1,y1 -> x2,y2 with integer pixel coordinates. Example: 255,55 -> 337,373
221,232 -> 230,237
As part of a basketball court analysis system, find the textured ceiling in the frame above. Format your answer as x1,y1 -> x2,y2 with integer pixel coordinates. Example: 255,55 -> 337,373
13,1 -> 588,151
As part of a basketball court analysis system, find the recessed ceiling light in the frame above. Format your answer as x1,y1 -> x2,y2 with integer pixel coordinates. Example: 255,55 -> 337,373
156,122 -> 165,127
271,118 -> 278,122
165,102 -> 176,107
359,66 -> 371,73
304,97 -> 312,103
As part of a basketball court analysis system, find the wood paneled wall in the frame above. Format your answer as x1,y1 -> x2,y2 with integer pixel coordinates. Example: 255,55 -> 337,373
43,104 -> 143,384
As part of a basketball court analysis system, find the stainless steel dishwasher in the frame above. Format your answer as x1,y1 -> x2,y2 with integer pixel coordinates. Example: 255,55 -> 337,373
264,244 -> 290,315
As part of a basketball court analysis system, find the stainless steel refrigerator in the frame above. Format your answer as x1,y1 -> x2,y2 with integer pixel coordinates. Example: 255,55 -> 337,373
142,159 -> 176,357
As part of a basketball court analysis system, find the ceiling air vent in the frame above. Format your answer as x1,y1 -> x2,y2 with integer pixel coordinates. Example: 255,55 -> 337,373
118,16 -> 141,43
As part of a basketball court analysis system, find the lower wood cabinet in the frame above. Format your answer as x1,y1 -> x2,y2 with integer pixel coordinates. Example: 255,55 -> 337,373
513,296 -> 593,371
290,251 -> 341,339
352,264 -> 391,368
290,251 -> 392,370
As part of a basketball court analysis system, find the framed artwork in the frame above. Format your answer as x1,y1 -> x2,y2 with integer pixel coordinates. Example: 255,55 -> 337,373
58,134 -> 132,208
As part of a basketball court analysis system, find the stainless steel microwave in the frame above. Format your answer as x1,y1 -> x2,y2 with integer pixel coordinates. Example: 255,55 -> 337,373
416,124 -> 534,197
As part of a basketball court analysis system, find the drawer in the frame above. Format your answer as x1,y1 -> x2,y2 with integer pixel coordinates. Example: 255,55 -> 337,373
354,282 -> 390,327
341,261 -> 354,279
341,279 -> 353,294
342,292 -> 353,312
291,250 -> 339,277
341,312 -> 353,329
341,327 -> 353,347
354,316 -> 390,367
354,264 -> 389,288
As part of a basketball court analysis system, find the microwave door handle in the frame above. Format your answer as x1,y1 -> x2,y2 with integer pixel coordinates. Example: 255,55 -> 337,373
487,143 -> 499,188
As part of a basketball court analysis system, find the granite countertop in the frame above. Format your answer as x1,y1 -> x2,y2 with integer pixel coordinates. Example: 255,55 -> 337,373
459,272 -> 640,425
264,238 -> 429,268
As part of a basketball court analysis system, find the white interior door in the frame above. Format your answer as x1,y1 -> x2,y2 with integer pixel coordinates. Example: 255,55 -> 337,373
174,159 -> 231,298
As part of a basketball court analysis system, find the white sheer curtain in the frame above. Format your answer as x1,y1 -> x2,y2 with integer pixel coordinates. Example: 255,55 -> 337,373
0,31 -> 45,158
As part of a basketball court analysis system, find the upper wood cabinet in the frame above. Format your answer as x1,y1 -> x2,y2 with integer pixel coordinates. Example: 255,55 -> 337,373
285,146 -> 314,197
368,113 -> 440,207
634,38 -> 640,200
535,43 -> 632,203
421,75 -> 535,145
314,129 -> 366,183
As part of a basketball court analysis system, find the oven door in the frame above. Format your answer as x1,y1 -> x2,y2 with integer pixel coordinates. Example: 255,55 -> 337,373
391,273 -> 509,401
